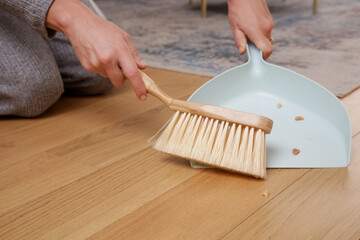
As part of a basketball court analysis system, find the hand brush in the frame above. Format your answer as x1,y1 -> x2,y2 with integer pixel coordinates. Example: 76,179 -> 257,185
141,71 -> 273,178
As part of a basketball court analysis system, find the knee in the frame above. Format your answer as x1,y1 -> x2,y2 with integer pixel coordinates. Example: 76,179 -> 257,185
85,75 -> 113,95
0,13 -> 65,117
23,80 -> 64,117
64,73 -> 113,96
1,74 -> 64,117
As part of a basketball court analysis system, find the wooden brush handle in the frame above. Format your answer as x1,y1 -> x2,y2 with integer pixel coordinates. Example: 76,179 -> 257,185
169,100 -> 273,134
140,71 -> 273,134
140,71 -> 174,106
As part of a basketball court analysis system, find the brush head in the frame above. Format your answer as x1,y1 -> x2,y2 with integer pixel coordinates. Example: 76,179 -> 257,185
140,71 -> 271,178
152,111 -> 267,178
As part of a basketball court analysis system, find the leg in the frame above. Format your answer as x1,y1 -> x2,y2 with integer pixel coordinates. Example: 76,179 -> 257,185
0,10 -> 64,117
45,0 -> 113,96
313,0 -> 318,14
201,0 -> 207,18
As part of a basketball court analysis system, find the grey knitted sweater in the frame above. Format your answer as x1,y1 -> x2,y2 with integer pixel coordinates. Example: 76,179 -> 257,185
0,0 -> 56,38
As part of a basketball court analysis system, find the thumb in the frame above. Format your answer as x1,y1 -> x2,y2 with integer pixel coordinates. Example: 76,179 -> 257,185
232,28 -> 247,55
252,36 -> 273,60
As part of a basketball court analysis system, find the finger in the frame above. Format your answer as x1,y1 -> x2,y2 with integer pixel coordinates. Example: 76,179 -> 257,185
118,51 -> 147,100
252,35 -> 273,60
85,65 -> 108,78
136,60 -> 147,70
93,64 -> 108,78
105,63 -> 125,88
232,28 -> 247,55
262,38 -> 274,60
263,22 -> 274,41
97,71 -> 108,78
81,54 -> 108,78
123,32 -> 147,70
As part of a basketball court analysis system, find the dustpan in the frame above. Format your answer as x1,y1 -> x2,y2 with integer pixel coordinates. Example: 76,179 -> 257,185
188,42 -> 351,169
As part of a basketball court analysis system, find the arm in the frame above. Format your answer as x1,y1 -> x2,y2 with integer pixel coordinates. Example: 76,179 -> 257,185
46,0 -> 147,100
0,0 -> 57,38
227,0 -> 274,60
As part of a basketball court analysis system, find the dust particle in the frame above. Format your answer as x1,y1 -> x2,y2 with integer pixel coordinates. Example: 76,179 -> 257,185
292,148 -> 300,155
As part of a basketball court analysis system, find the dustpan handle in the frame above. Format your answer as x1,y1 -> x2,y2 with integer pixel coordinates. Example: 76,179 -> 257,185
246,40 -> 265,66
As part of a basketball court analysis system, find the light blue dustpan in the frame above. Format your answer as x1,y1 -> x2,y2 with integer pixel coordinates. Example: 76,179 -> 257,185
188,43 -> 351,169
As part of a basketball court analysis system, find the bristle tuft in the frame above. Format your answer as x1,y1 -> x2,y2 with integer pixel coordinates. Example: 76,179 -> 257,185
152,111 -> 267,178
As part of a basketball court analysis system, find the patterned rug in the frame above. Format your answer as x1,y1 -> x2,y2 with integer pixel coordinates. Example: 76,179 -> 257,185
95,0 -> 360,97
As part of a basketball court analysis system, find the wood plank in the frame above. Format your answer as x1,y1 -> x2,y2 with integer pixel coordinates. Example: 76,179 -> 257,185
342,88 -> 360,136
0,68 -> 208,134
0,66 -> 358,240
0,68 -> 210,169
221,133 -> 360,240
0,80 -> 125,135
89,168 -> 309,239
87,88 -> 360,240
0,153 -> 96,216
48,104 -> 174,168
87,88 -> 360,239
0,149 -> 201,240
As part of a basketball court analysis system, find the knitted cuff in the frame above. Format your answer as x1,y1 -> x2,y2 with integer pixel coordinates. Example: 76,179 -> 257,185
0,0 -> 57,39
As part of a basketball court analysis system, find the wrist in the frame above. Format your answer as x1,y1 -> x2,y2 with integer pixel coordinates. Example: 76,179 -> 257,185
227,0 -> 244,5
46,0 -> 96,36
227,0 -> 245,13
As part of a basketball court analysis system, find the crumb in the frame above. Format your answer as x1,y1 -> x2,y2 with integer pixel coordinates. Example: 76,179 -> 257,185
292,148 -> 300,155
262,190 -> 270,198
277,103 -> 282,108
277,169 -> 281,171
295,116 -> 304,121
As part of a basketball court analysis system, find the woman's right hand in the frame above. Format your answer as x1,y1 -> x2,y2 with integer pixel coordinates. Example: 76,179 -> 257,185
47,0 -> 148,100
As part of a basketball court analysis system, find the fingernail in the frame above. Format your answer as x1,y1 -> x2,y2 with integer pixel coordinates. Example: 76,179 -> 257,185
140,94 -> 147,101
238,46 -> 245,54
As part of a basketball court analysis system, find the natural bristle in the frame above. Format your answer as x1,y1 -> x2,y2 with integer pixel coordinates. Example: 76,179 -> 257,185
152,111 -> 267,178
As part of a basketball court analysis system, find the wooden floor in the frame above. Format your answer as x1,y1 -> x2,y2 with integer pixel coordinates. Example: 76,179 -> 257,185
0,67 -> 359,239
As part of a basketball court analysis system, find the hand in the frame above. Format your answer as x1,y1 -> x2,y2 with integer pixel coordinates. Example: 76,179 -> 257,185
46,0 -> 147,100
227,0 -> 274,60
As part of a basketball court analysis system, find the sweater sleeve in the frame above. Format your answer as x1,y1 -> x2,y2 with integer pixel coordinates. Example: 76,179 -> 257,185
0,0 -> 57,39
